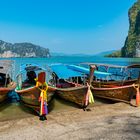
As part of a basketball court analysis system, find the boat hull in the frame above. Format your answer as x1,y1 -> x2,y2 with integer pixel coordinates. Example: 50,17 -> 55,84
56,86 -> 88,108
92,79 -> 137,88
91,85 -> 136,103
15,86 -> 56,113
0,82 -> 16,102
0,91 -> 9,102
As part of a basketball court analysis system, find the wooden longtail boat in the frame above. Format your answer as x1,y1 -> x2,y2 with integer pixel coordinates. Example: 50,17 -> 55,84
55,82 -> 89,108
89,65 -> 140,105
67,64 -> 140,105
15,64 -> 55,115
91,85 -> 137,104
68,63 -> 140,86
0,60 -> 16,102
15,85 -> 55,111
92,79 -> 137,88
90,63 -> 140,88
48,64 -> 94,108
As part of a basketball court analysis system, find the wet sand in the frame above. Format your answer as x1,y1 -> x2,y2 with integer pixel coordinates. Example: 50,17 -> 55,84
1,100 -> 140,140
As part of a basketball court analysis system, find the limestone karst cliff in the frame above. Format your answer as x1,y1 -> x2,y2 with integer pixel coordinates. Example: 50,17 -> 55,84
122,0 -> 140,57
0,40 -> 50,58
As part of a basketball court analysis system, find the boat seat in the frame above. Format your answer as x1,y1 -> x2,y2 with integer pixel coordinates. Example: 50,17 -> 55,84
56,84 -> 62,88
61,83 -> 72,88
56,83 -> 74,88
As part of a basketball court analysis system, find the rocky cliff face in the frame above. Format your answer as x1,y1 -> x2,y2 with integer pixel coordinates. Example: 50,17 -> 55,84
0,40 -> 50,58
122,0 -> 140,57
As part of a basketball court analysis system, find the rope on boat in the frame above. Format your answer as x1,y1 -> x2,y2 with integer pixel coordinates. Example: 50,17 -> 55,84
85,83 -> 94,106
36,80 -> 48,116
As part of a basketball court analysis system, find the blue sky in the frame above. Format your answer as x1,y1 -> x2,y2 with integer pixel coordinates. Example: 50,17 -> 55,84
0,0 -> 137,54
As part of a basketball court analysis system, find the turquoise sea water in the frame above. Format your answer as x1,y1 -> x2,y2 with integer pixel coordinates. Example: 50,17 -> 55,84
2,56 -> 140,78
1,56 -> 140,121
4,56 -> 140,101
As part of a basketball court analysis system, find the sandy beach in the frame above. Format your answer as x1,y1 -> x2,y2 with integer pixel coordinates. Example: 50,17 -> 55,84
1,101 -> 140,140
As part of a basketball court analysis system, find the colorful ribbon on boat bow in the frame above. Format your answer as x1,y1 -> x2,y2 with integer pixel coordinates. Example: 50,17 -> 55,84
36,79 -> 48,116
85,83 -> 94,106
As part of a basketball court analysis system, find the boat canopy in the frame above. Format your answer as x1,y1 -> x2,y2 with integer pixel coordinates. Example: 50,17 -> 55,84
50,64 -> 112,79
20,63 -> 46,73
49,64 -> 82,79
67,65 -> 112,78
0,60 -> 14,75
80,62 -> 140,69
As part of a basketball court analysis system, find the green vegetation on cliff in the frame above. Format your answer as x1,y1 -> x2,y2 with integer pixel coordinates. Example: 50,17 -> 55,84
105,50 -> 121,57
122,0 -> 140,57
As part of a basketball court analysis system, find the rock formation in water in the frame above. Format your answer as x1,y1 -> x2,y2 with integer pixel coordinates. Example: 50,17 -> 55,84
0,40 -> 50,58
121,0 -> 140,57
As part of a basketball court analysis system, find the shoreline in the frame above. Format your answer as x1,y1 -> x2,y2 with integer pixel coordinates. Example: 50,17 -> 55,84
1,102 -> 140,140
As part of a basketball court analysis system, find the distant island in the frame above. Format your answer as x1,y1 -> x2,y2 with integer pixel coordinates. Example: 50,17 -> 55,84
51,52 -> 92,57
0,40 -> 50,58
50,50 -> 117,57
105,50 -> 121,57
107,0 -> 140,58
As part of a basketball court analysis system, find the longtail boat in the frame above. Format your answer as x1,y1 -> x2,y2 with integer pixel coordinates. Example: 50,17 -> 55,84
0,60 -> 16,102
15,64 -> 55,119
87,63 -> 140,86
48,64 -> 94,108
91,85 -> 137,104
67,63 -> 140,87
67,64 -> 140,105
90,65 -> 140,105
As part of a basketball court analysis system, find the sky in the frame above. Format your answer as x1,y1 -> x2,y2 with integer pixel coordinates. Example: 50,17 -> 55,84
0,0 -> 137,55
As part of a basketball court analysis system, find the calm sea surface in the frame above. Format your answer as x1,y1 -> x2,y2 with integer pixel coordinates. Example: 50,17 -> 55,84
0,56 -> 140,121
0,56 -> 139,78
